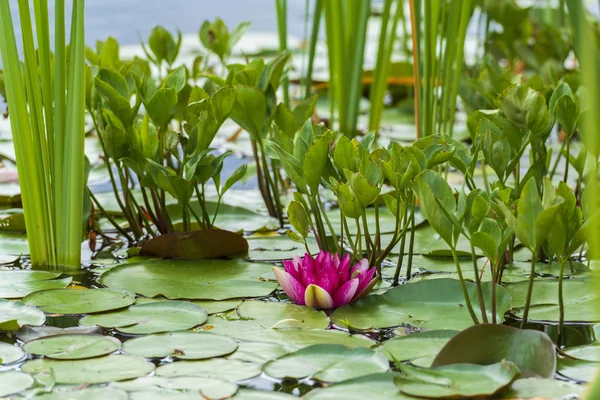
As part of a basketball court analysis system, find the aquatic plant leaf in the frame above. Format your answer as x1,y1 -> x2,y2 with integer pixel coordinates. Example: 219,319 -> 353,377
22,355 -> 155,384
230,85 -> 267,139
263,344 -> 389,382
0,342 -> 25,365
22,288 -> 135,314
0,371 -> 34,397
330,279 -> 511,330
228,341 -> 295,364
122,331 -> 237,359
303,136 -> 330,194
556,357 -> 599,383
376,330 -> 458,367
500,378 -> 583,400
148,26 -> 180,65
111,376 -> 238,400
395,361 -> 520,398
414,170 -> 456,246
80,301 -> 207,334
29,388 -> 128,400
156,358 -> 261,382
23,334 -> 121,360
304,373 -> 413,400
16,325 -> 103,343
101,259 -> 276,300
0,270 -> 72,299
0,299 -> 45,331
140,229 -> 248,259
432,324 -> 556,378
234,390 -> 298,400
146,87 -> 177,129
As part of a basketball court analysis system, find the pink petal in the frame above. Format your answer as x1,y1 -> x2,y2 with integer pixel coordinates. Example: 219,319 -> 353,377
283,259 -> 301,282
333,278 -> 359,307
304,284 -> 335,309
299,254 -> 318,287
317,267 -> 336,294
351,259 -> 370,278
332,253 -> 341,270
273,267 -> 306,305
338,253 -> 352,280
354,268 -> 378,301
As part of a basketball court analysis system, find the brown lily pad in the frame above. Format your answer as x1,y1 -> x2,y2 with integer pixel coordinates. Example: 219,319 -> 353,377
140,229 -> 248,260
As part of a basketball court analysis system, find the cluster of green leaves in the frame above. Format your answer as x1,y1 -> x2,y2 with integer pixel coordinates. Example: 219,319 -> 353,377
88,28 -> 247,241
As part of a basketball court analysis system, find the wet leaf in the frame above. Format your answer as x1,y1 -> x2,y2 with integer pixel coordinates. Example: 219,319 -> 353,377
156,358 -> 261,382
0,342 -> 25,364
0,270 -> 72,299
0,371 -> 34,397
22,288 -> 135,315
376,330 -> 458,367
122,331 -> 237,359
112,376 -> 238,400
140,229 -> 248,259
23,334 -> 121,360
0,299 -> 45,331
304,373 -> 413,400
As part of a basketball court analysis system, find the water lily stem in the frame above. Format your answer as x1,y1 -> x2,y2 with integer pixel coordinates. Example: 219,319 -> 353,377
549,139 -> 567,179
405,196 -> 417,280
520,252 -> 538,328
471,243 -> 488,323
452,248 -> 480,324
88,189 -> 133,243
557,257 -> 566,346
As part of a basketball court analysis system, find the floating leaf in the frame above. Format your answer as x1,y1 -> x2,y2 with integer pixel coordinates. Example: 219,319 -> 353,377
80,301 -> 208,334
234,390 -> 298,400
556,357 -> 599,382
501,378 -> 583,400
0,342 -> 25,364
31,388 -> 129,400
0,371 -> 34,397
395,362 -> 520,398
122,331 -> 237,359
236,300 -> 330,329
376,330 -> 458,367
431,324 -> 556,378
22,355 -> 155,384
100,259 -> 277,300
330,279 -> 511,330
304,373 -> 413,400
17,325 -> 102,342
22,288 -> 135,314
564,343 -> 600,362
0,299 -> 45,331
156,358 -> 261,382
264,344 -> 389,382
140,229 -> 248,259
228,341 -> 294,364
23,334 -> 121,360
0,270 -> 72,299
111,376 -> 238,400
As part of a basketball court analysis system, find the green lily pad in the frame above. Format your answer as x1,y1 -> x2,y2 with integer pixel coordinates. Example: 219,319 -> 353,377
192,299 -> 242,314
304,373 -> 414,400
100,259 -> 277,300
156,359 -> 262,382
23,334 -> 121,360
0,231 -> 29,255
245,235 -> 318,261
31,388 -> 129,400
236,300 -> 330,329
556,357 -> 599,382
0,270 -> 72,299
22,355 -> 155,384
22,288 -> 135,314
506,280 -> 600,322
432,324 -> 556,378
0,371 -> 35,397
376,330 -> 458,366
0,341 -> 25,364
564,343 -> 600,362
228,341 -> 295,363
330,279 -> 511,330
122,331 -> 237,359
395,362 -> 520,398
111,376 -> 238,399
17,325 -> 103,342
264,344 -> 390,382
234,390 -> 298,400
500,378 -> 583,399
80,301 -> 208,334
0,299 -> 45,331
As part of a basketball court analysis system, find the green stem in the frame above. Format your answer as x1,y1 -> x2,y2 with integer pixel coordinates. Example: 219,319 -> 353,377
520,252 -> 538,328
405,195 -> 416,279
557,258 -> 566,346
452,247 -> 480,324
471,243 -> 488,323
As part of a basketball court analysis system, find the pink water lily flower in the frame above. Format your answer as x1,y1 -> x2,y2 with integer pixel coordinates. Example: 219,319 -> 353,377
273,251 -> 378,309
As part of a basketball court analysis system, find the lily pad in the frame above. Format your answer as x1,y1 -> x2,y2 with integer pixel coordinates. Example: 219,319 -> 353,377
432,324 -> 556,378
228,341 -> 295,363
264,344 -> 390,382
563,343 -> 600,362
0,371 -> 35,397
100,259 -> 277,300
395,362 -> 521,398
376,330 -> 458,367
111,376 -> 238,399
31,388 -> 129,400
23,334 -> 121,360
330,279 -> 511,330
0,270 -> 72,299
556,357 -> 599,382
140,229 -> 248,259
245,235 -> 318,261
500,378 -> 583,399
192,299 -> 242,314
506,280 -> 600,322
22,288 -> 135,314
80,301 -> 208,334
0,299 -> 45,331
304,373 -> 414,400
156,358 -> 262,382
234,390 -> 298,400
122,331 -> 238,359
22,355 -> 155,384
236,300 -> 330,329
0,341 -> 25,364
17,325 -> 103,342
